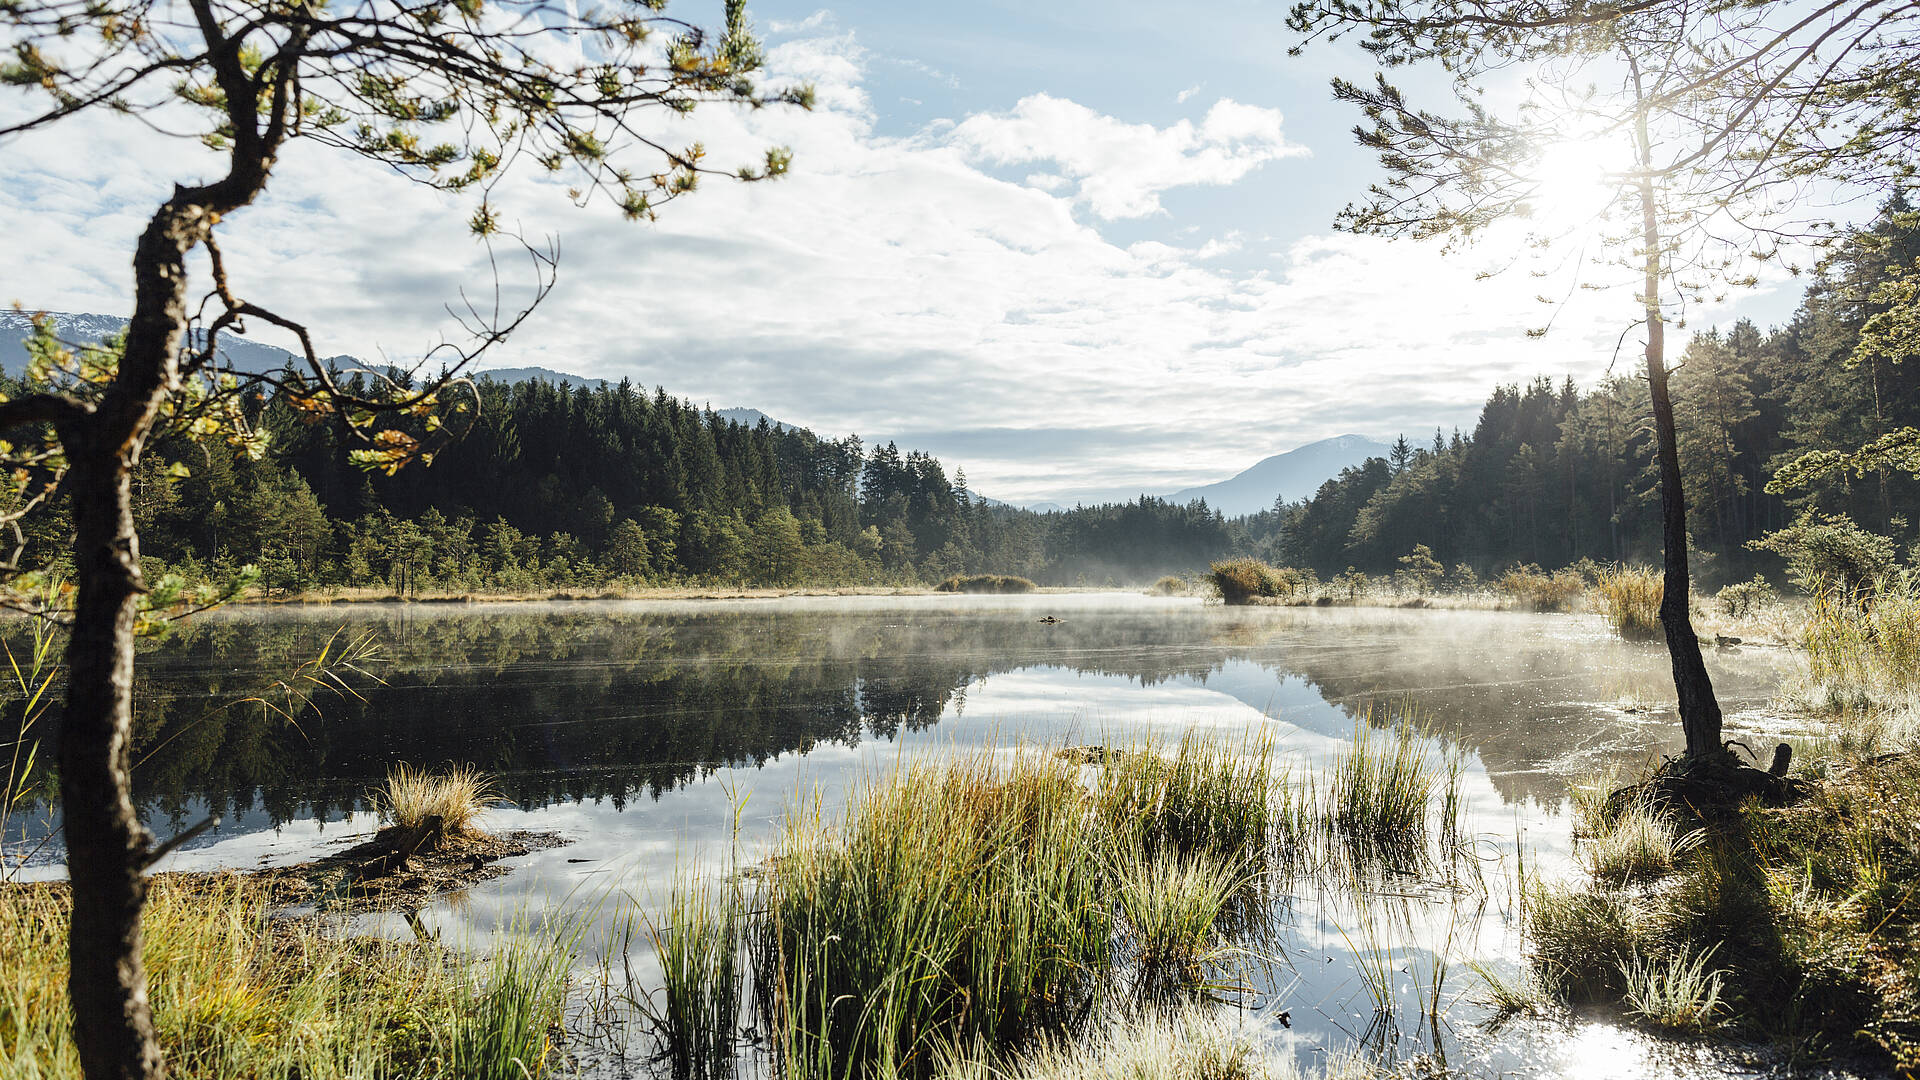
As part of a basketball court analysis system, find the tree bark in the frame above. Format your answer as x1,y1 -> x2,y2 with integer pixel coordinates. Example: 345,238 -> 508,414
58,195 -> 217,1080
1638,161 -> 1723,759
60,449 -> 158,1080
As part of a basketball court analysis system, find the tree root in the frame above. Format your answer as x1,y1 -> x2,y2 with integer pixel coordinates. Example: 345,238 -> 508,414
1603,743 -> 1810,826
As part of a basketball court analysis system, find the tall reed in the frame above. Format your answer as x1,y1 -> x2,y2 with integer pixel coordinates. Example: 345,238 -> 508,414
1093,733 -> 1275,870
1804,569 -> 1920,706
646,872 -> 743,1079
1592,566 -> 1662,640
755,754 -> 1110,1079
1328,721 -> 1437,858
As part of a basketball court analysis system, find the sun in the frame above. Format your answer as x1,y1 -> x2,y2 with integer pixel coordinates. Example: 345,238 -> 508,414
1527,135 -> 1627,234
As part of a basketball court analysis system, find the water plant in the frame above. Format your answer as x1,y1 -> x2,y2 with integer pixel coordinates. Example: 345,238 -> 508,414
754,753 -> 1112,1078
1469,960 -> 1547,1025
1094,734 -> 1275,869
377,762 -> 503,836
1617,945 -> 1728,1034
445,918 -> 577,1080
0,614 -> 58,882
645,872 -> 743,1079
1113,847 -> 1243,996
1328,720 -> 1437,859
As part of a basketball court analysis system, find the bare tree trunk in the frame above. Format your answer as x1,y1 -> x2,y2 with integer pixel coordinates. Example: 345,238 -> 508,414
60,444 -> 158,1080
1638,167 -> 1723,759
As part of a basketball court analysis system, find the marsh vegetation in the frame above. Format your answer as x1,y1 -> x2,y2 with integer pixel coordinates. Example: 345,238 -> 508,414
0,597 -> 1832,1078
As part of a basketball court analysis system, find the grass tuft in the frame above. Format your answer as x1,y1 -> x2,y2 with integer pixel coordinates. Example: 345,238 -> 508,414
1093,734 -> 1275,869
755,753 -> 1111,1077
646,872 -> 742,1079
932,1007 -> 1350,1080
378,762 -> 502,836
1576,799 -> 1699,886
1618,944 -> 1728,1034
1328,721 -> 1436,857
1114,847 -> 1242,994
1592,566 -> 1662,640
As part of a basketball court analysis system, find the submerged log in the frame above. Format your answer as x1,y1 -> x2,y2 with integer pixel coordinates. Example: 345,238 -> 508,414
357,815 -> 445,880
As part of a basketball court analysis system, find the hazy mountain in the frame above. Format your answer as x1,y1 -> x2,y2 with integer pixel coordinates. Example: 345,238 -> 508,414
475,366 -> 608,388
0,311 -> 309,375
1164,434 -> 1391,516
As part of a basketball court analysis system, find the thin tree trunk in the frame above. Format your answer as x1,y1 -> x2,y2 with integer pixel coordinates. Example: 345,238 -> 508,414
60,447 -> 158,1080
58,198 -> 207,1079
1638,165 -> 1723,759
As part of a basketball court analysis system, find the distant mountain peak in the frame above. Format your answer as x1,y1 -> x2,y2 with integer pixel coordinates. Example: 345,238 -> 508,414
1163,434 -> 1391,517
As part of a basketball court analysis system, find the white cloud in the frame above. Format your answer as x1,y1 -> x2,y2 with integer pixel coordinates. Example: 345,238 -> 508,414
768,9 -> 834,34
1176,85 -> 1202,104
0,30 -> 1785,504
945,94 -> 1309,220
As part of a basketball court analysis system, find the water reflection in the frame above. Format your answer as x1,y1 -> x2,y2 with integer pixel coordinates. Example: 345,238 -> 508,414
13,594 -> 1792,839
4,594 -> 1802,1078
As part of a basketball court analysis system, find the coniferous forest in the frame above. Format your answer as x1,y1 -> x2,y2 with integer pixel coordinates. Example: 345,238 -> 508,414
18,198 -> 1909,598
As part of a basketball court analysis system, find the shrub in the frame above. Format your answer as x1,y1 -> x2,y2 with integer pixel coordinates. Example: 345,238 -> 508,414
1144,575 -> 1190,597
1207,558 -> 1291,605
1748,511 -> 1896,599
1716,574 -> 1777,617
1396,544 -> 1443,596
1494,564 -> 1584,612
935,574 -> 1038,594
1592,566 -> 1662,640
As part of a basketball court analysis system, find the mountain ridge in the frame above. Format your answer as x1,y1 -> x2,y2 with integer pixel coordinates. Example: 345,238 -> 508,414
1162,434 -> 1391,516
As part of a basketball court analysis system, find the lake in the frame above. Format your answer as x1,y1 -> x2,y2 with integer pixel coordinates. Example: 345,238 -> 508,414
4,593 -> 1806,1077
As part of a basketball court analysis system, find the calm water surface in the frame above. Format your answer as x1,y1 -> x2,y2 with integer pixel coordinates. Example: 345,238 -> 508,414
7,594 -> 1813,1078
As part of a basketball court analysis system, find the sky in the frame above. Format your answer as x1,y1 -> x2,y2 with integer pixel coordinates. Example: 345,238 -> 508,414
0,0 -> 1857,506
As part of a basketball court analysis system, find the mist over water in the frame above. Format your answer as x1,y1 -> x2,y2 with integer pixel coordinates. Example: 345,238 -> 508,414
6,594 -> 1803,1076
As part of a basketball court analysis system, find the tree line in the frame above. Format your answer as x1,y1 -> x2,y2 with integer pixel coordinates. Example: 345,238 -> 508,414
1245,198 -> 1920,587
0,366 -> 1242,594
16,186 -> 1918,599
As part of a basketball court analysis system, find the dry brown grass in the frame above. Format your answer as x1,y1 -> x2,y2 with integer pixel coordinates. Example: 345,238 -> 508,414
377,763 -> 503,836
